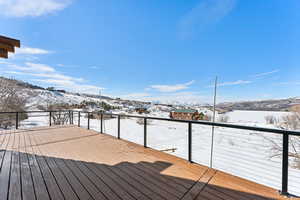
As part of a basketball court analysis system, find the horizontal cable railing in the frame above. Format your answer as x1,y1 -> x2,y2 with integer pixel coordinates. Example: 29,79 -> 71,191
0,110 -> 299,197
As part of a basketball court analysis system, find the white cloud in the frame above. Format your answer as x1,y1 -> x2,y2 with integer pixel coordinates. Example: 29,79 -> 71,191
119,93 -> 151,99
4,70 -> 83,82
119,91 -> 210,105
277,81 -> 300,86
33,79 -> 104,94
16,47 -> 52,55
4,61 -> 104,94
0,0 -> 72,17
90,66 -> 101,70
26,62 -> 55,72
178,0 -> 237,38
9,62 -> 55,73
149,80 -> 195,92
252,69 -> 279,78
209,80 -> 251,87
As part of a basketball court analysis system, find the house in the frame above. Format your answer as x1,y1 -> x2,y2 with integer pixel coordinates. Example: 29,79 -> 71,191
135,107 -> 149,114
169,109 -> 200,120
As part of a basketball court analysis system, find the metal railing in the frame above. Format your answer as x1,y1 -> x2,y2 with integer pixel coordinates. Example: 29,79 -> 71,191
0,110 -> 299,197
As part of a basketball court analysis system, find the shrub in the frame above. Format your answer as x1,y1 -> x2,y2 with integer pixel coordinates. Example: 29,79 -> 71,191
218,115 -> 229,123
265,115 -> 278,125
136,118 -> 152,125
47,104 -> 71,125
0,78 -> 28,129
281,114 -> 300,130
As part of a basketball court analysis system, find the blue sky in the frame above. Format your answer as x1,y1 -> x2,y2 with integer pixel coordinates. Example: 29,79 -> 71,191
0,0 -> 299,104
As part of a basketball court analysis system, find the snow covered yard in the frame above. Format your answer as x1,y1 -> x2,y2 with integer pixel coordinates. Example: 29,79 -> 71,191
10,110 -> 300,196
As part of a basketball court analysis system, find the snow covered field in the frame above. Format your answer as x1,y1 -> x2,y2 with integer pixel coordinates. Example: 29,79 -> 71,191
226,110 -> 290,126
12,110 -> 300,196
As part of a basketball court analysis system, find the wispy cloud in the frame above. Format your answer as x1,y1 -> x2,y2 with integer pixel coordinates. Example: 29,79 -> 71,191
178,0 -> 237,39
120,93 -> 151,99
251,69 -> 279,78
3,61 -> 103,94
8,62 -> 55,73
209,79 -> 251,87
15,47 -> 52,55
119,91 -> 209,105
4,70 -> 83,82
0,0 -> 72,17
149,80 -> 195,92
277,81 -> 300,86
33,78 -> 104,94
89,66 -> 101,70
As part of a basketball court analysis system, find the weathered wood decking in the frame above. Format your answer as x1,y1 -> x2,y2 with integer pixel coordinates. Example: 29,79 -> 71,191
0,126 -> 296,200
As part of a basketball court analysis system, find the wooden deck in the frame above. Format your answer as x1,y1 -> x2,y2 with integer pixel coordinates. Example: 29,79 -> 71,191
0,126 -> 297,200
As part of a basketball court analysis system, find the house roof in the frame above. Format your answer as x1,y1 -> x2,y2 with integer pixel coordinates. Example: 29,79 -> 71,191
171,109 -> 198,113
0,35 -> 20,59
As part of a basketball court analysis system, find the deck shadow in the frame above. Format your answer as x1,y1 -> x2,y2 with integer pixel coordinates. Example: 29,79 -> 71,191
0,149 -> 282,200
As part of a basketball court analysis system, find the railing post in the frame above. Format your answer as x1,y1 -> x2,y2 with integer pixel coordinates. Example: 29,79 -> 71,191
15,112 -> 19,129
78,111 -> 80,127
144,118 -> 147,148
69,110 -> 71,125
188,122 -> 192,162
100,113 -> 103,133
49,111 -> 52,126
281,132 -> 289,195
117,115 -> 120,139
71,111 -> 73,125
87,113 -> 90,130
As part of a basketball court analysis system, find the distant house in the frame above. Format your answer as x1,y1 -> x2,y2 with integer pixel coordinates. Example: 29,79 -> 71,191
170,109 -> 200,120
135,107 -> 149,114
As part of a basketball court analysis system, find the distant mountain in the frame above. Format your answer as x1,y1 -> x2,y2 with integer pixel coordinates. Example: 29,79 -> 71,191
217,98 -> 300,112
1,76 -> 299,112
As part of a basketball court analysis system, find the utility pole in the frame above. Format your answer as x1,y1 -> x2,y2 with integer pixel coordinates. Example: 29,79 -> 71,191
210,76 -> 218,168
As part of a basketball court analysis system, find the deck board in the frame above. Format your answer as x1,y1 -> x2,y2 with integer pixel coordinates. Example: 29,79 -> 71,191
24,133 -> 50,200
27,133 -> 65,200
19,134 -> 36,200
63,159 -> 108,200
0,126 -> 298,200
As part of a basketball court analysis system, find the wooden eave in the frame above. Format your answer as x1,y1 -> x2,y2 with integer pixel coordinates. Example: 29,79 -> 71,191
0,35 -> 20,59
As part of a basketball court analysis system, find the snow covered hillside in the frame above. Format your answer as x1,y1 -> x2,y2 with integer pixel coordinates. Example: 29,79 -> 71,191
24,89 -> 108,109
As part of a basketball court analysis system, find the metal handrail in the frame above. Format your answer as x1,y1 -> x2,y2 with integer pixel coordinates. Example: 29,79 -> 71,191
0,110 -> 299,196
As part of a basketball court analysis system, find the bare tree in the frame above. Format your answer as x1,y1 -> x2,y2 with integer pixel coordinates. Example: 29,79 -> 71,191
263,107 -> 300,169
136,118 -> 152,125
0,78 -> 28,129
205,114 -> 212,121
218,115 -> 230,123
281,106 -> 300,130
48,104 -> 71,125
265,115 -> 278,125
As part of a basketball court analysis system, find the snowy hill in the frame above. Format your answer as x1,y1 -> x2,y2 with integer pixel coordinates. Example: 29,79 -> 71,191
1,76 -> 300,113
217,97 -> 300,112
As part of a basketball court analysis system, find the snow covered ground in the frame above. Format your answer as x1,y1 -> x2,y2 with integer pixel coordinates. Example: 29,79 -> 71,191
9,110 -> 300,196
226,110 -> 290,126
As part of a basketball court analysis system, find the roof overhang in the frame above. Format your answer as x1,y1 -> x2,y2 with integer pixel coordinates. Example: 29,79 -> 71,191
0,35 -> 20,59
